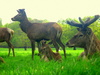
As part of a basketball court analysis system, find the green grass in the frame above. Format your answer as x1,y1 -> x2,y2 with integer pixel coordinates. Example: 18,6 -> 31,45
0,48 -> 100,75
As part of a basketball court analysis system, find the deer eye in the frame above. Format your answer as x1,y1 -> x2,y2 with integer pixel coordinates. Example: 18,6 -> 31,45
79,34 -> 83,37
74,35 -> 77,38
18,15 -> 21,16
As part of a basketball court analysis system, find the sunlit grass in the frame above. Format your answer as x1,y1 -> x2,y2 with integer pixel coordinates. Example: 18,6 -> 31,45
0,48 -> 100,75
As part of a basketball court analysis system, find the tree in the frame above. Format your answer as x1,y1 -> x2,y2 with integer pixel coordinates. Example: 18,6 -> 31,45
28,18 -> 49,23
0,18 -> 2,27
0,16 -> 100,48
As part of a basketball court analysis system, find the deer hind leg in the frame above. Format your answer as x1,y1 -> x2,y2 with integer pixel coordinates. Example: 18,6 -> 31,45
6,41 -> 15,57
56,38 -> 66,58
8,47 -> 11,57
52,39 -> 59,52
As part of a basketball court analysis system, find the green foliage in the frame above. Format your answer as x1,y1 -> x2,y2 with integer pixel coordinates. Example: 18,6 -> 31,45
1,16 -> 100,48
58,18 -> 78,44
0,18 -> 2,27
90,19 -> 100,39
28,18 -> 49,23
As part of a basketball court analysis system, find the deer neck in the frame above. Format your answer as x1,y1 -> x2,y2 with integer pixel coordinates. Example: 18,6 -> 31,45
84,33 -> 100,56
45,45 -> 54,58
19,18 -> 31,33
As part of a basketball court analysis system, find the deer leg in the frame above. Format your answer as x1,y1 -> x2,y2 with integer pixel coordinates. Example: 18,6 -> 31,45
10,43 -> 15,57
8,48 -> 11,56
56,38 -> 66,58
7,42 -> 11,57
52,40 -> 59,52
6,41 -> 15,57
37,42 -> 42,58
31,40 -> 35,60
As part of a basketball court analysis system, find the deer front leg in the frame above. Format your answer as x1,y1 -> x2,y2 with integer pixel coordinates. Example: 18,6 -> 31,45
78,52 -> 88,60
37,42 -> 42,58
31,40 -> 35,60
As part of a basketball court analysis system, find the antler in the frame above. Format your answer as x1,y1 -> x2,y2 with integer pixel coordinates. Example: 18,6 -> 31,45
84,15 -> 99,27
67,21 -> 83,28
79,17 -> 85,25
67,15 -> 99,28
85,18 -> 90,23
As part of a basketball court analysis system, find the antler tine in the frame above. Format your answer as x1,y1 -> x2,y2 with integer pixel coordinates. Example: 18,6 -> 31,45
85,15 -> 99,27
79,17 -> 85,25
85,18 -> 90,23
67,21 -> 82,28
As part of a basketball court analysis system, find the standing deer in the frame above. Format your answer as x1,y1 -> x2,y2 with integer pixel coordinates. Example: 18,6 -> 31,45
66,15 -> 100,58
0,28 -> 15,56
11,9 -> 66,59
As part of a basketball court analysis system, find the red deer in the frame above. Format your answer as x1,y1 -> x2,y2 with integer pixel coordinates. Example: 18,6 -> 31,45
0,28 -> 15,56
66,15 -> 100,58
0,57 -> 5,63
40,40 -> 62,61
11,9 -> 66,59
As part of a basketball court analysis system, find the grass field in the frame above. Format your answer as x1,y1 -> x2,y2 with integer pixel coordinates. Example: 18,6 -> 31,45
0,48 -> 100,75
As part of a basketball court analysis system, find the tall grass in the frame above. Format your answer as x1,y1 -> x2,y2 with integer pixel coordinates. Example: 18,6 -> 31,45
0,48 -> 100,75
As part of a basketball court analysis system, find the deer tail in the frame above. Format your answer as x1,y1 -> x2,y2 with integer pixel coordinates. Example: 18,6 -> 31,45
7,28 -> 14,39
56,30 -> 62,39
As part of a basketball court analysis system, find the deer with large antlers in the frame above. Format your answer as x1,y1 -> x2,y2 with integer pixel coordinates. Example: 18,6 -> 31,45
11,9 -> 66,59
66,15 -> 100,58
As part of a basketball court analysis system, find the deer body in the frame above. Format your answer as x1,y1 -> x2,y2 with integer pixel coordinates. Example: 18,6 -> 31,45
66,15 -> 100,58
12,9 -> 66,59
26,22 -> 62,42
40,40 -> 62,61
0,28 -> 15,56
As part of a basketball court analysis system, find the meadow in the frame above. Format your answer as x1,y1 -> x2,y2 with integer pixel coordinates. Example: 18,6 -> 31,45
0,48 -> 100,75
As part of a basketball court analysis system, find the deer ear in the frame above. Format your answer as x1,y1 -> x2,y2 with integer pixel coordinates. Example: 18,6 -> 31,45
17,10 -> 20,13
17,9 -> 22,13
17,9 -> 25,13
86,28 -> 92,35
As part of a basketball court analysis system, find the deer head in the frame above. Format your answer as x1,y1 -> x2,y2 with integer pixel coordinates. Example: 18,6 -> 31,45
11,9 -> 26,21
40,40 -> 48,54
66,15 -> 99,48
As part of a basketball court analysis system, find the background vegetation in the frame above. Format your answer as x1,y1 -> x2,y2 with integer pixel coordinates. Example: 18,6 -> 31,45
0,16 -> 100,48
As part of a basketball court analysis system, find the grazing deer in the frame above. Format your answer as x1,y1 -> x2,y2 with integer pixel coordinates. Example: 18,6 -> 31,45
0,28 -> 15,56
66,15 -> 100,58
0,57 -> 5,63
40,40 -> 62,61
11,9 -> 66,59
